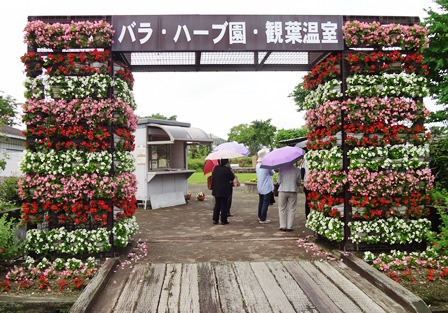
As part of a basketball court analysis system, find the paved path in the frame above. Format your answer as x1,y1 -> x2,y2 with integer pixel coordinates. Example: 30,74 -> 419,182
74,184 -> 429,313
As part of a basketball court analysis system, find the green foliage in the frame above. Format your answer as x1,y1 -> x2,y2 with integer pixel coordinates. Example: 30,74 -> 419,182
289,81 -> 310,112
0,153 -> 7,172
187,172 -> 257,184
423,0 -> 448,123
139,113 -> 177,120
188,144 -> 211,159
0,91 -> 18,127
0,92 -> 18,172
427,204 -> 448,254
0,177 -> 21,207
274,127 -> 307,147
188,158 -> 206,172
237,157 -> 253,168
429,185 -> 448,208
228,119 -> 277,155
429,133 -> 448,189
0,214 -> 23,264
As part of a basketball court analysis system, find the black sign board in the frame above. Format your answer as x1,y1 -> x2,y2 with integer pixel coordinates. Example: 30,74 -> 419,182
112,15 -> 343,52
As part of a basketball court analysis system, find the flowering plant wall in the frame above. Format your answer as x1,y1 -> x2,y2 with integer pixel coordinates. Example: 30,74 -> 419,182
343,21 -> 429,49
20,19 -> 138,256
24,20 -> 114,49
305,20 -> 433,248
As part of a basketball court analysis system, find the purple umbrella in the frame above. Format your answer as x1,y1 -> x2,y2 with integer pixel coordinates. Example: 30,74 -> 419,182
212,141 -> 250,156
260,146 -> 304,169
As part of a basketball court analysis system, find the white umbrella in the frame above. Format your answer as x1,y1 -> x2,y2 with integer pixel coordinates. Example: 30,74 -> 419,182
212,142 -> 250,156
205,149 -> 245,160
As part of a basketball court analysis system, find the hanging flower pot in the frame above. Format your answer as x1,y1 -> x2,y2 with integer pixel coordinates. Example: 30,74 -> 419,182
91,61 -> 106,69
51,85 -> 63,100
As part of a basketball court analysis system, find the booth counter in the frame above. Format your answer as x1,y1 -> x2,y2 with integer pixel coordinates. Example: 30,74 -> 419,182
133,118 -> 212,209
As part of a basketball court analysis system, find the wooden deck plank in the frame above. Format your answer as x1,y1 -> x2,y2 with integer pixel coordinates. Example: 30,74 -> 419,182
250,262 -> 296,313
113,263 -> 147,313
198,263 -> 222,313
332,261 -> 407,313
298,261 -> 363,313
266,261 -> 318,313
179,263 -> 200,313
214,263 -> 246,313
314,261 -> 386,313
283,261 -> 343,313
233,262 -> 273,313
158,263 -> 182,313
135,263 -> 166,313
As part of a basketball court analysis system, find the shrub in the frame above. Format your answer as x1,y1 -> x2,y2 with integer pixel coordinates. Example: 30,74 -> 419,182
0,214 -> 24,265
188,158 -> 205,172
429,134 -> 448,190
0,177 -> 21,207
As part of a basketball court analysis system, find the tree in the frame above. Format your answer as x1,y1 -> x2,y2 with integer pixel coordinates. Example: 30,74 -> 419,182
289,81 -> 310,112
0,92 -> 18,171
423,0 -> 448,124
139,113 -> 177,120
273,127 -> 307,147
228,119 -> 277,155
0,92 -> 18,127
429,133 -> 448,189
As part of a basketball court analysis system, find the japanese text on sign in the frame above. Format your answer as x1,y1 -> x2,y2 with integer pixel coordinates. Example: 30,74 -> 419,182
112,15 -> 343,52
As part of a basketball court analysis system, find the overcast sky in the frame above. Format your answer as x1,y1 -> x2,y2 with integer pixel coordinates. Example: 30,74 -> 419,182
2,0 -> 436,139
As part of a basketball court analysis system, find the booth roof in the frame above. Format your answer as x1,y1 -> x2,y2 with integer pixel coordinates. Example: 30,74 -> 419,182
140,119 -> 212,144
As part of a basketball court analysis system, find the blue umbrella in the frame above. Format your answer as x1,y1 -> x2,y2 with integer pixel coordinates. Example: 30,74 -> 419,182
212,141 -> 250,156
260,146 -> 304,169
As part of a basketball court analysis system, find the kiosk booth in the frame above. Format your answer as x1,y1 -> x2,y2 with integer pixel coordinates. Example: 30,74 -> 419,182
133,118 -> 212,209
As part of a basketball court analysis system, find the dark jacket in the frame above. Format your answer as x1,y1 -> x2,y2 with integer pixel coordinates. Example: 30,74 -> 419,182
211,164 -> 235,198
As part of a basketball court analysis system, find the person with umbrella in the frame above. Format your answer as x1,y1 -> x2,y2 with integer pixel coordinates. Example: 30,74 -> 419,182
211,158 -> 235,225
258,146 -> 305,226
256,149 -> 274,224
277,162 -> 301,231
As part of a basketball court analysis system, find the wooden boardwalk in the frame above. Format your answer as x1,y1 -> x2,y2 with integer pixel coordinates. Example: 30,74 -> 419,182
97,260 -> 409,313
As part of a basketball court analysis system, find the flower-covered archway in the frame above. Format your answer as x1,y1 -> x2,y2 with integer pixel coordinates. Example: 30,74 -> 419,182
304,19 -> 433,250
19,15 -> 432,256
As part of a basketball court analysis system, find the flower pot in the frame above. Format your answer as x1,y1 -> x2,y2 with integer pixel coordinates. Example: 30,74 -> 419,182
113,134 -> 122,144
197,196 -> 205,201
51,85 -> 63,100
347,132 -> 364,140
91,61 -> 106,69
368,133 -> 384,140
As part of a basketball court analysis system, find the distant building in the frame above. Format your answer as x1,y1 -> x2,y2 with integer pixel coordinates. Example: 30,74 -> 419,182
209,134 -> 226,148
0,126 -> 25,177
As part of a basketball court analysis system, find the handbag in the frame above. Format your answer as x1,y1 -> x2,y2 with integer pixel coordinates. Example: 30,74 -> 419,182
207,175 -> 213,190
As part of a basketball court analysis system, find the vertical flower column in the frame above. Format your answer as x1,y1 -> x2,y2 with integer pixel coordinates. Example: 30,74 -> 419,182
305,21 -> 434,248
342,21 -> 433,248
302,53 -> 347,242
19,20 -> 139,257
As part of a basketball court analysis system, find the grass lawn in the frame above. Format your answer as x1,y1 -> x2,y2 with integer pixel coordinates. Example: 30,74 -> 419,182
188,171 -> 257,184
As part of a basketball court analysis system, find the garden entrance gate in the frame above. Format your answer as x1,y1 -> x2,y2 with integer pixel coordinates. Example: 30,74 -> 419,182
22,14 -> 430,251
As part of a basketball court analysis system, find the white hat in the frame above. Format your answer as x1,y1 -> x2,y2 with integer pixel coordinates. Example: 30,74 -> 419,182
257,148 -> 269,162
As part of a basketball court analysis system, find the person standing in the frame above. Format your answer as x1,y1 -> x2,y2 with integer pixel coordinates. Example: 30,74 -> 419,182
223,161 -> 239,217
277,163 -> 301,231
301,151 -> 311,219
211,158 -> 235,225
256,149 -> 274,224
